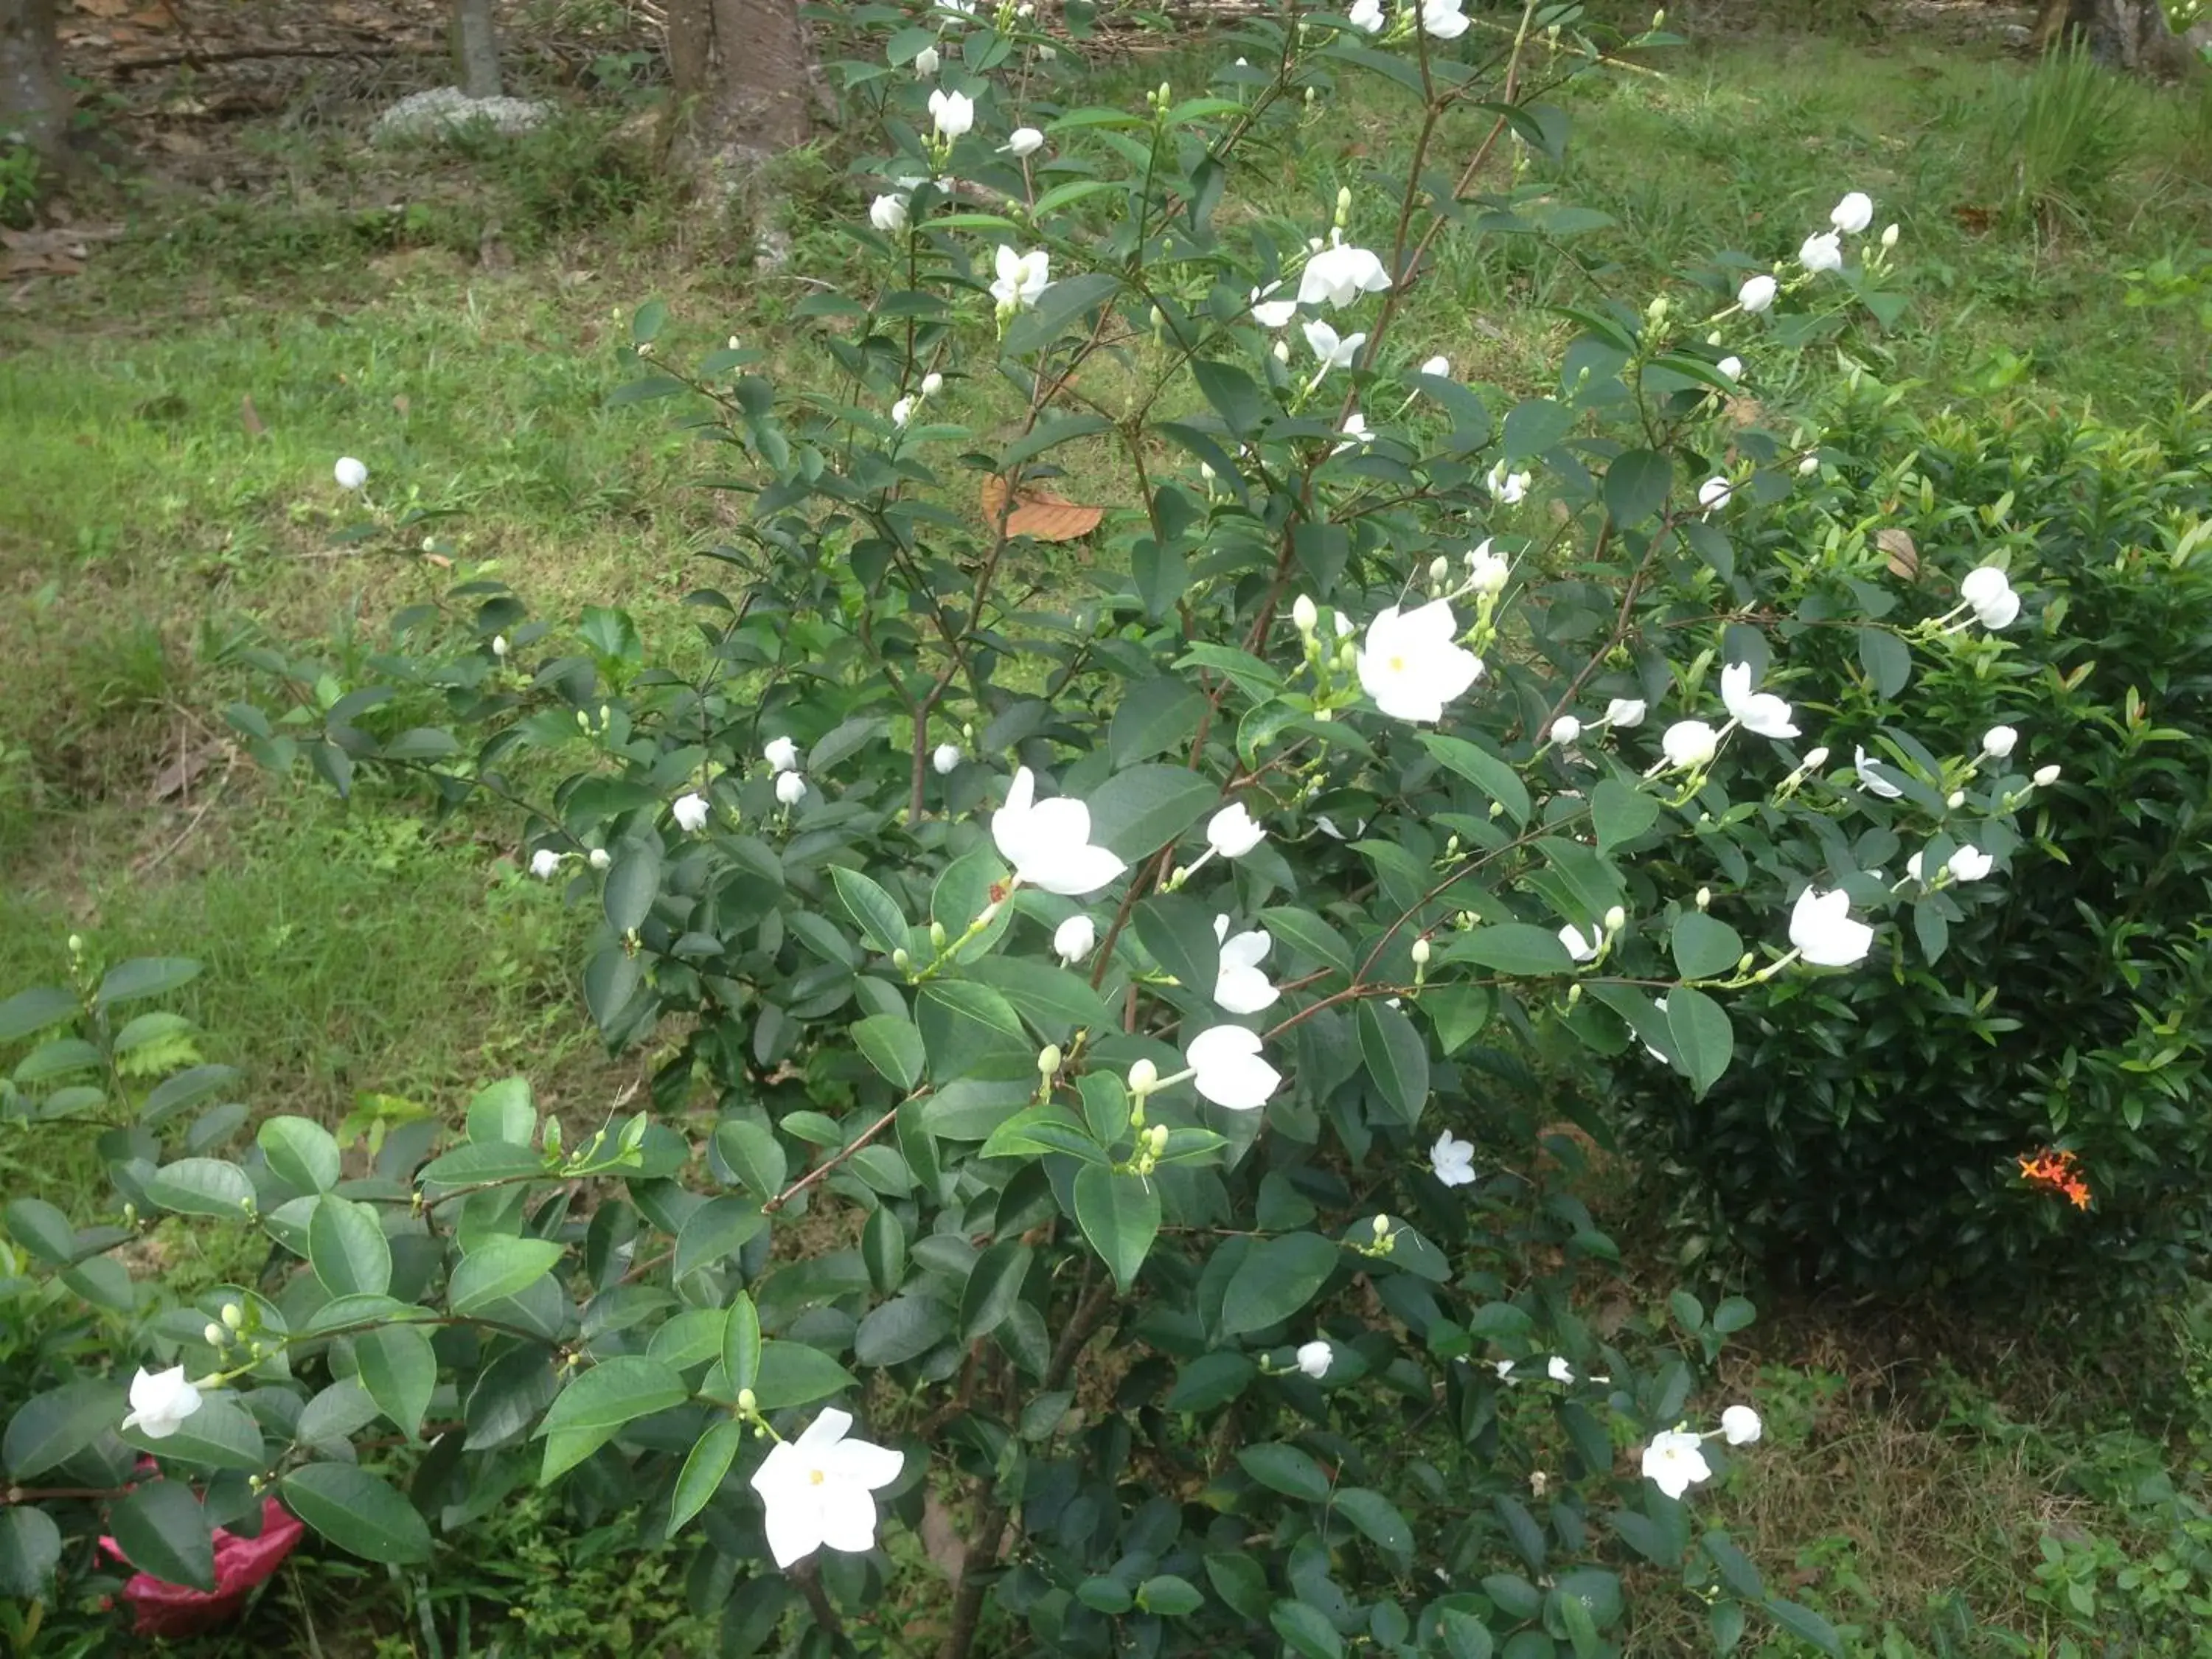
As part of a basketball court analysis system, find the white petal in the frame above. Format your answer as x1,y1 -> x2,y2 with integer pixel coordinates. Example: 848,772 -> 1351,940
824,1436 -> 905,1491
762,1489 -> 827,1568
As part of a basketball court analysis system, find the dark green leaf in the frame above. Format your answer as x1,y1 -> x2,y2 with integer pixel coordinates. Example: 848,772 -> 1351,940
308,1195 -> 392,1298
1419,734 -> 1531,825
1763,1596 -> 1845,1657
1270,1599 -> 1345,1659
147,1157 -> 255,1219
1133,894 -> 1221,999
1451,924 -> 1573,975
1110,677 -> 1208,767
852,1015 -> 925,1091
1222,1232 -> 1340,1335
1073,1164 -> 1160,1292
1670,914 -> 1744,981
1139,1574 -> 1205,1617
1238,1442 -> 1331,1502
280,1464 -> 432,1564
1665,987 -> 1734,1096
0,1506 -> 62,1597
538,1357 -> 689,1480
1335,1488 -> 1411,1557
603,838 -> 663,934
258,1117 -> 341,1193
450,1237 -> 565,1314
831,868 -> 909,959
959,1239 -> 1033,1343
714,1120 -> 787,1202
355,1324 -> 437,1441
854,1295 -> 953,1368
1857,627 -> 1912,700
749,1340 -> 857,1411
1590,778 -> 1659,856
4,1379 -> 122,1478
1604,449 -> 1672,526
669,1417 -> 744,1535
1085,764 -> 1218,863
723,1293 -> 762,1398
108,1480 -> 216,1592
4,1197 -> 74,1265
0,985 -> 76,1043
95,957 -> 201,1009
1166,1351 -> 1256,1411
1356,1001 -> 1429,1126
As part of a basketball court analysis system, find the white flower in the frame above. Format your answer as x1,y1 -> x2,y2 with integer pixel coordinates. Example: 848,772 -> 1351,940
932,743 -> 962,776
1550,715 -> 1582,746
765,737 -> 800,773
1832,191 -> 1874,234
1303,317 -> 1366,371
1419,354 -> 1450,378
1004,126 -> 1045,158
1348,0 -> 1385,29
529,848 -> 563,880
1546,1356 -> 1576,1384
1906,849 -> 1925,881
1961,566 -> 2020,630
1854,745 -> 1904,799
1250,282 -> 1297,329
491,634 -> 509,658
1717,355 -> 1743,381
1272,339 -> 1290,364
891,396 -> 916,428
1738,274 -> 1777,313
1721,1405 -> 1763,1445
1431,1130 -> 1477,1188
928,88 -> 974,139
869,193 -> 908,234
2033,765 -> 2061,787
1494,1359 -> 1518,1383
1981,725 -> 2018,759
776,772 -> 807,807
1558,922 -> 1601,963
992,768 -> 1127,897
1466,540 -> 1511,594
1721,661 -> 1799,740
920,372 -> 944,397
1662,720 -> 1719,768
672,793 -> 711,833
1798,452 -> 1821,476
1186,1024 -> 1281,1111
121,1366 -> 204,1441
913,44 -> 940,77
1053,914 -> 1096,964
1605,698 -> 1647,729
1296,234 -> 1391,310
1948,845 -> 1993,883
1790,886 -> 1874,968
1697,476 -> 1733,512
1799,231 -> 1844,275
1207,803 -> 1267,859
333,456 -> 368,491
1641,1429 -> 1713,1500
749,1408 -> 903,1569
1356,600 -> 1482,724
1334,411 -> 1373,452
1212,917 -> 1279,1015
1295,1340 -> 1333,1380
1421,0 -> 1469,37
1487,462 -> 1531,504
588,847 -> 611,871
990,245 -> 1051,310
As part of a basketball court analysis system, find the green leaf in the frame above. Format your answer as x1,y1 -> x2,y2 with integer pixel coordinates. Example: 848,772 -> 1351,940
450,1237 -> 565,1315
147,1157 -> 255,1219
669,1416 -> 744,1535
1138,1573 -> 1205,1617
1670,913 -> 1744,981
749,1340 -> 856,1411
1259,907 -> 1352,975
964,959 -> 1114,1036
537,1357 -> 689,1481
852,1015 -> 925,1091
1238,1442 -> 1332,1502
1604,448 -> 1672,526
1857,627 -> 1912,700
4,1379 -> 122,1478
1133,894 -> 1221,997
1666,987 -> 1734,1096
1452,924 -> 1573,975
4,1197 -> 74,1265
1002,270 -> 1122,356
1438,1608 -> 1495,1659
0,985 -> 76,1043
355,1324 -> 437,1441
1270,1599 -> 1345,1659
465,1077 -> 535,1146
1419,734 -> 1531,825
94,957 -> 201,1009
714,1119 -> 787,1202
108,1478 -> 215,1592
1166,1351 -> 1256,1411
0,1506 -> 62,1597
917,981 -> 1026,1083
1500,397 -> 1573,460
959,1240 -> 1033,1343
723,1292 -> 762,1398
1085,764 -> 1219,863
1356,1001 -> 1429,1126
863,1206 -> 906,1296
854,1295 -> 953,1368
258,1116 -> 341,1193
1110,677 -> 1208,767
1222,1232 -> 1339,1335
142,1063 -> 240,1126
1335,1487 -> 1411,1557
308,1195 -> 392,1298
675,1197 -> 768,1281
1763,1596 -> 1845,1657
603,838 -> 663,934
831,867 -> 909,959
280,1464 -> 432,1564
1591,778 -> 1659,855
1073,1164 -> 1160,1292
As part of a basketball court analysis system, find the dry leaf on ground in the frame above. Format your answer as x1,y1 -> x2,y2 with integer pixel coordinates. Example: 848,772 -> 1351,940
979,476 -> 1105,542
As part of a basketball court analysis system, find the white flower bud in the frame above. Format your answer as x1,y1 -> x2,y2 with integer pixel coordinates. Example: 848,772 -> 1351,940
1292,594 -> 1318,635
491,634 -> 508,658
1695,886 -> 1711,911
588,847 -> 611,871
1038,1044 -> 1062,1076
204,1322 -> 227,1346
921,372 -> 944,397
1946,790 -> 1965,809
1604,905 -> 1626,933
1429,555 -> 1450,586
1550,715 -> 1582,746
333,456 -> 368,490
1981,725 -> 2018,759
1411,936 -> 1430,966
2034,765 -> 2061,787
221,1303 -> 243,1329
1881,223 -> 1899,249
1799,452 -> 1821,476
933,742 -> 962,775
913,44 -> 940,76
1273,338 -> 1290,364
1129,1058 -> 1159,1094
1802,746 -> 1829,771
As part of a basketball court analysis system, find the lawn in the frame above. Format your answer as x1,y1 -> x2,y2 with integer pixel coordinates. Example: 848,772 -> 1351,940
3,3 -> 2211,1652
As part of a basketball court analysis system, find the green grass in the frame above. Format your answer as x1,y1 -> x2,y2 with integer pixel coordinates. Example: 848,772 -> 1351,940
2,13 -> 2210,1655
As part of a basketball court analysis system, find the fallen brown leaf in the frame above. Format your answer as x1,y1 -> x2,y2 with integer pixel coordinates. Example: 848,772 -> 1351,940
1878,526 -> 1919,580
979,475 -> 1105,541
240,394 -> 265,437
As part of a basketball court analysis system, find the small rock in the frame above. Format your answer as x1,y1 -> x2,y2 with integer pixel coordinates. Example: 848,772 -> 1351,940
375,87 -> 554,143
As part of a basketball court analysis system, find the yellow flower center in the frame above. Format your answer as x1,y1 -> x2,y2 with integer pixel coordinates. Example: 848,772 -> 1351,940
1388,655 -> 1406,673
809,1468 -> 827,1485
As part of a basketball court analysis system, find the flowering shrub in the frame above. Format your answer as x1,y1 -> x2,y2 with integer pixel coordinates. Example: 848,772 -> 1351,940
0,2 -> 2057,1652
1619,394 -> 2212,1301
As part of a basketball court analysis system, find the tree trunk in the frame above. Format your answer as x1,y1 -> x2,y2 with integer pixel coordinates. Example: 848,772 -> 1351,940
453,0 -> 502,100
664,0 -> 812,187
2032,0 -> 2205,74
0,0 -> 69,165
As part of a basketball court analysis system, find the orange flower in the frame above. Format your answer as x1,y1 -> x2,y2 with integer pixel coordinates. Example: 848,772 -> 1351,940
2015,1147 -> 2092,1210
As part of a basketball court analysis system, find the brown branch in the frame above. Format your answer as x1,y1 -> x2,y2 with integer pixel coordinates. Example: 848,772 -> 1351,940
762,1105 -> 903,1214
